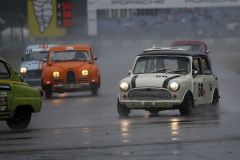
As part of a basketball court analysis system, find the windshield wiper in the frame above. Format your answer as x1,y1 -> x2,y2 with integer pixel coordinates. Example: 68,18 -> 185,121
74,58 -> 87,61
150,68 -> 169,74
166,69 -> 186,74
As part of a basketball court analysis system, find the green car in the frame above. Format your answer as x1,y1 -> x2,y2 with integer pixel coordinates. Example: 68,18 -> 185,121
0,57 -> 43,130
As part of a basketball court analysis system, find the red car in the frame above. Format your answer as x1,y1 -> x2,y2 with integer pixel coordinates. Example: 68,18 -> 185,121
172,40 -> 210,56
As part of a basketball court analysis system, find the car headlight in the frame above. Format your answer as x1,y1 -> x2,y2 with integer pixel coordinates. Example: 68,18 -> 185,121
169,81 -> 180,91
20,67 -> 27,73
120,81 -> 129,91
82,70 -> 89,76
53,71 -> 60,78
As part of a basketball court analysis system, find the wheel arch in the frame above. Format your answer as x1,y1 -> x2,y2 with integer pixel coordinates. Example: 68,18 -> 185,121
10,105 -> 34,118
182,90 -> 194,103
211,88 -> 219,101
16,105 -> 34,112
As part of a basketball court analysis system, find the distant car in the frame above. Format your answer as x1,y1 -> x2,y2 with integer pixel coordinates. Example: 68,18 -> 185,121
172,40 -> 210,56
20,44 -> 58,86
117,47 -> 219,117
0,57 -> 43,130
41,44 -> 101,98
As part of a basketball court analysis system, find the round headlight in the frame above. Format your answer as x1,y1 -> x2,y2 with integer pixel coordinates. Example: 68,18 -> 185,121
53,71 -> 60,78
82,70 -> 89,76
169,81 -> 180,91
82,70 -> 88,76
120,82 -> 129,91
20,67 -> 27,73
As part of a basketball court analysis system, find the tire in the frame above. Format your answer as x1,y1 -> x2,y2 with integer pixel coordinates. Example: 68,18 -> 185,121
45,85 -> 52,98
148,109 -> 160,115
209,90 -> 219,112
91,82 -> 100,96
6,108 -> 32,130
179,92 -> 193,115
91,87 -> 98,96
117,98 -> 130,117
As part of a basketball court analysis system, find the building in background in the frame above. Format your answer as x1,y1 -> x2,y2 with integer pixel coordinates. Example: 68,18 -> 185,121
87,0 -> 240,39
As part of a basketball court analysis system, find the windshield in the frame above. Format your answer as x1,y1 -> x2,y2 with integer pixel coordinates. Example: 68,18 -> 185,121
174,44 -> 205,52
23,51 -> 48,62
133,56 -> 190,74
50,50 -> 90,61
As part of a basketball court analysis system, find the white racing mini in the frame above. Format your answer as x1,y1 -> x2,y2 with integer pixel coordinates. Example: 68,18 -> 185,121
117,47 -> 220,117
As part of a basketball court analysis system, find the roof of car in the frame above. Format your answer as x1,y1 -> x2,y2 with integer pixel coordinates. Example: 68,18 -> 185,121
0,57 -> 9,64
49,44 -> 91,52
26,44 -> 58,49
172,40 -> 206,45
25,44 -> 58,54
139,48 -> 207,58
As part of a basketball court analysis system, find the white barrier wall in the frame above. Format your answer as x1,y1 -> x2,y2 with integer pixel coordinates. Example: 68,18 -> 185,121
87,0 -> 240,35
96,38 -> 240,50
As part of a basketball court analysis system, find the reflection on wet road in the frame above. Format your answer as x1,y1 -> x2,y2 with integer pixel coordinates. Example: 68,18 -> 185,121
1,46 -> 240,159
1,110 -> 240,159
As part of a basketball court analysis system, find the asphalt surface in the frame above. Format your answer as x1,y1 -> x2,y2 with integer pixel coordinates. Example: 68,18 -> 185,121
0,44 -> 240,160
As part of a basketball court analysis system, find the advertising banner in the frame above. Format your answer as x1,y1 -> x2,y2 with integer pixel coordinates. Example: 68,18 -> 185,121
87,0 -> 240,35
28,0 -> 66,37
88,0 -> 240,9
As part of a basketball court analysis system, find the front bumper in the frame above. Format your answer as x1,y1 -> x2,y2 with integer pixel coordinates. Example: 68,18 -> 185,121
119,87 -> 183,109
52,83 -> 91,91
120,99 -> 182,109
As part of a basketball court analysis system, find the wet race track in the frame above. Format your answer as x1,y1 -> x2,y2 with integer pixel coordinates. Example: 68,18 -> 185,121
0,44 -> 240,160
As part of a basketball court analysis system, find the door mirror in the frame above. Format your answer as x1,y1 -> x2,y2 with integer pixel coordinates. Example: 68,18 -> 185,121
192,70 -> 198,78
128,70 -> 131,75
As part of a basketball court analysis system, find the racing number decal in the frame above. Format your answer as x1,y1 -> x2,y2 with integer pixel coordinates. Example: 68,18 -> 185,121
198,83 -> 204,97
0,92 -> 7,111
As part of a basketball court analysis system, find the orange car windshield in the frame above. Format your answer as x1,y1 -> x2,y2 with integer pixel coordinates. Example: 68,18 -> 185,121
50,50 -> 90,61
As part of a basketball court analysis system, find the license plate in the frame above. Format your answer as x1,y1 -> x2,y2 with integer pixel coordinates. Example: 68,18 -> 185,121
64,84 -> 81,89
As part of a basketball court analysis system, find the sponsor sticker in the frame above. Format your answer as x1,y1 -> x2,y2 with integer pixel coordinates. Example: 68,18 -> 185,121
0,92 -> 7,111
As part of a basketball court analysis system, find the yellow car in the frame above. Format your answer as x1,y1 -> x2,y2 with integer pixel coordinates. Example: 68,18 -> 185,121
0,57 -> 43,130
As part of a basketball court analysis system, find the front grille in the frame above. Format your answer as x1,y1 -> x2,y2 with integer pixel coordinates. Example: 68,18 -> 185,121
26,70 -> 41,79
54,79 -> 64,82
128,88 -> 171,100
79,77 -> 89,81
66,70 -> 76,83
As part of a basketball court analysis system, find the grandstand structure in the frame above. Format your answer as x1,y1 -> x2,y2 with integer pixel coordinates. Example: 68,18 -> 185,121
87,0 -> 240,40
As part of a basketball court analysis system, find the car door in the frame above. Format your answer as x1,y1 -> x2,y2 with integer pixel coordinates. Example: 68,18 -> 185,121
200,57 -> 216,104
0,61 -> 14,113
192,57 -> 208,105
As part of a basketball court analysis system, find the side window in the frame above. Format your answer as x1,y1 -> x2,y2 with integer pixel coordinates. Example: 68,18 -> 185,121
75,51 -> 90,60
192,58 -> 203,75
200,45 -> 205,53
0,62 -> 10,78
202,58 -> 212,75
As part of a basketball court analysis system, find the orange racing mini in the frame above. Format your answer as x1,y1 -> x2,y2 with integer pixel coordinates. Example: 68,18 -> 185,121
41,44 -> 100,98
